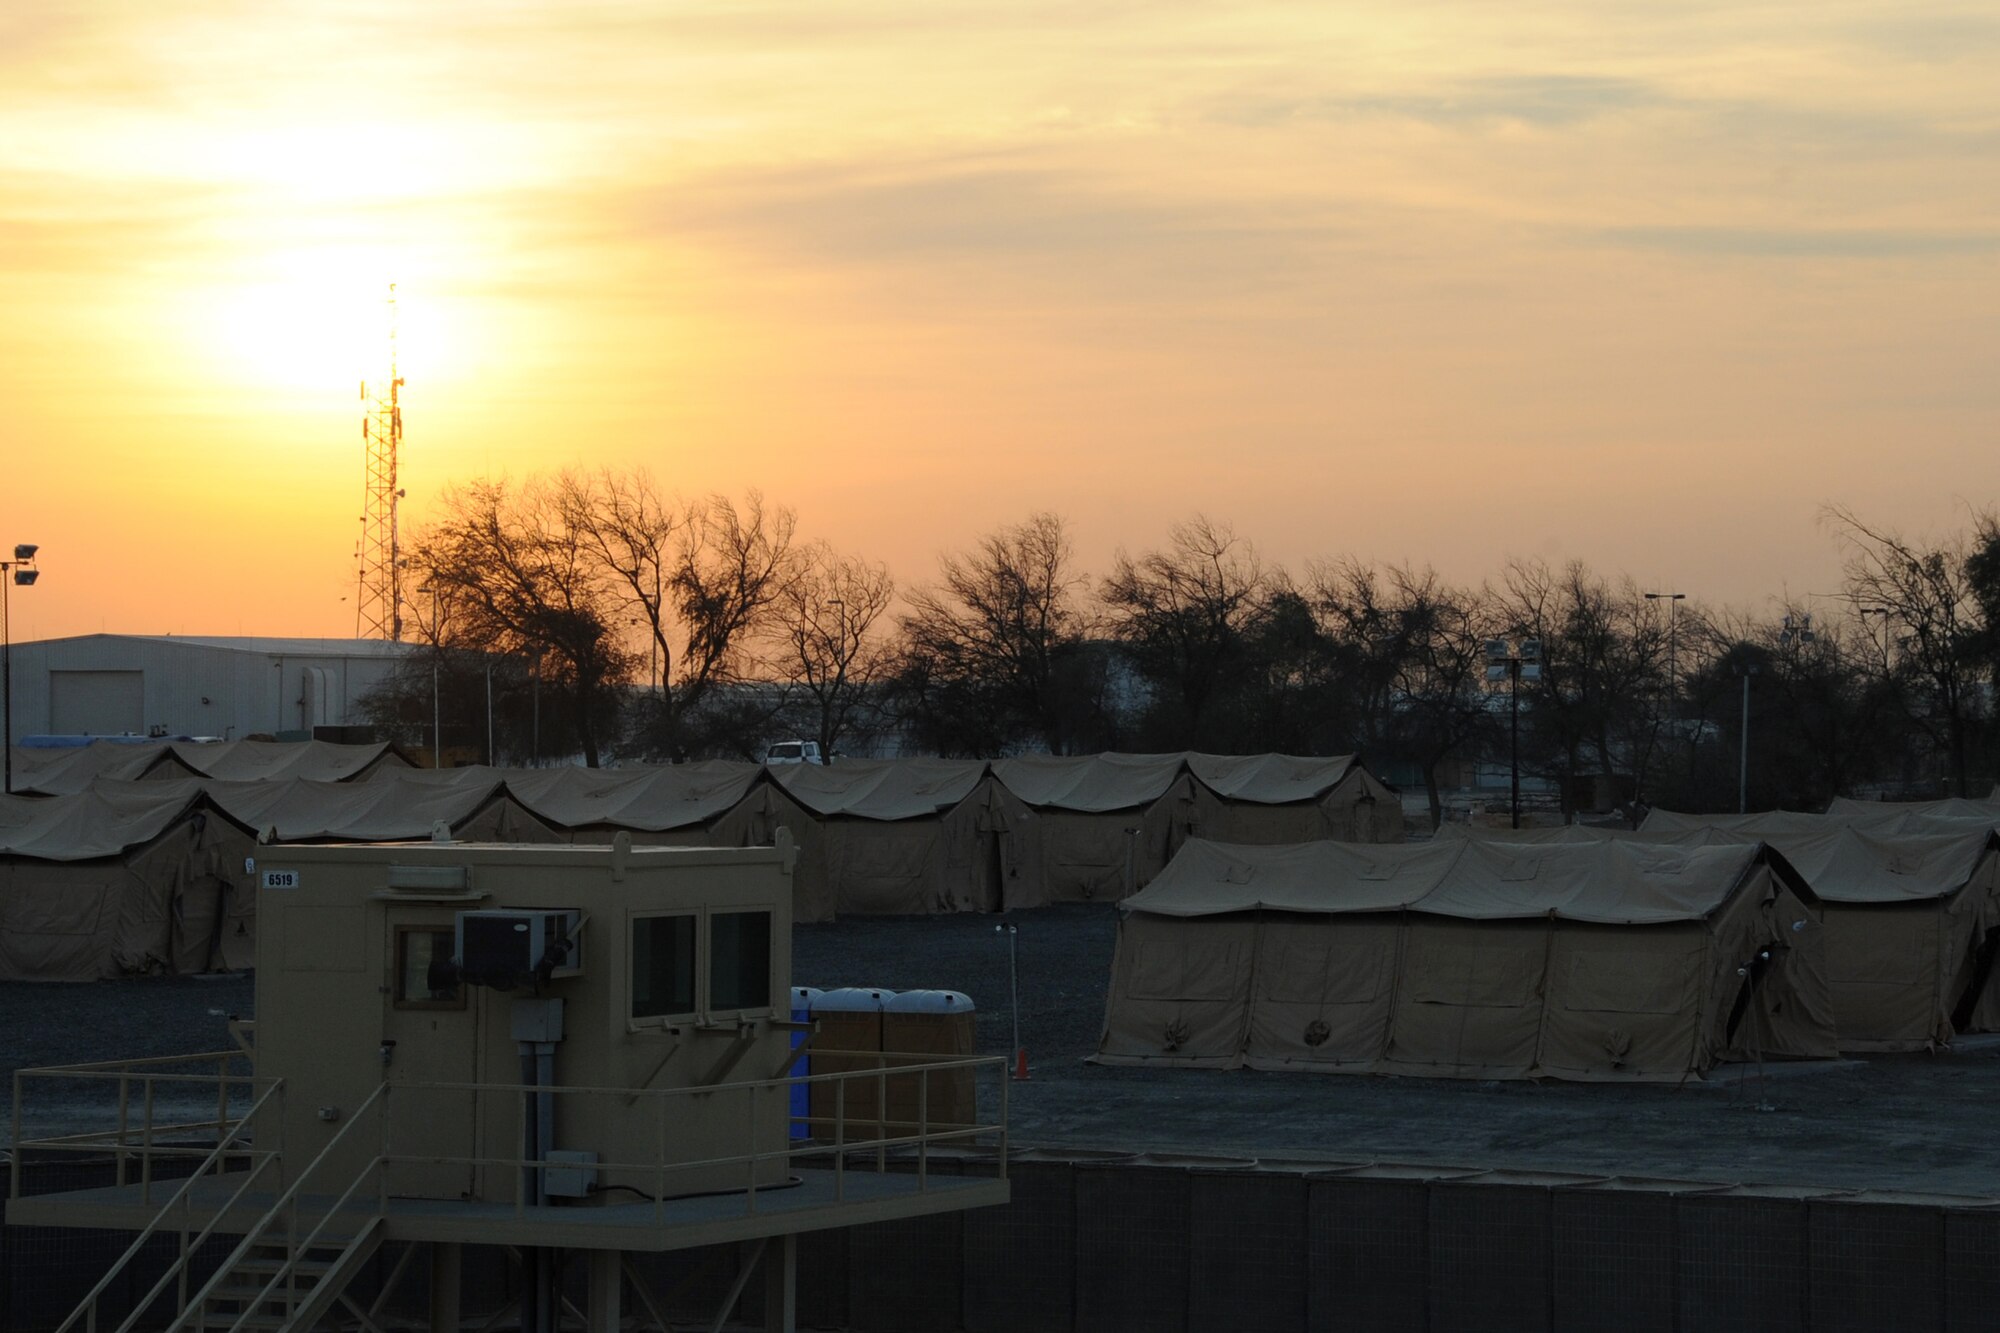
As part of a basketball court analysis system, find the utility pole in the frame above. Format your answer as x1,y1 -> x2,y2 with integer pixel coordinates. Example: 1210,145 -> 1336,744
357,284 -> 405,641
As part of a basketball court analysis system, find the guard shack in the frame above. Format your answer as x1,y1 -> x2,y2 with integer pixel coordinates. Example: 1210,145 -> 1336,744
8,835 -> 1009,1333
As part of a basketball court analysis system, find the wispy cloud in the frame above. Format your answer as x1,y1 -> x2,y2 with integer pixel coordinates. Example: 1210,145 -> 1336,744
1215,74 -> 1676,129
1595,225 -> 2000,259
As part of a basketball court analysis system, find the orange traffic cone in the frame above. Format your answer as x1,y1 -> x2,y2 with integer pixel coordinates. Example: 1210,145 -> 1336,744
1013,1047 -> 1030,1081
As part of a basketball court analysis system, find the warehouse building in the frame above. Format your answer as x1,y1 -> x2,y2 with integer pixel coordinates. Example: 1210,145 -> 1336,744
6,634 -> 411,742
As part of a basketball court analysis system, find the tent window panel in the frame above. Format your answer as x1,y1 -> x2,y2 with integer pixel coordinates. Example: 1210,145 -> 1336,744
631,913 -> 697,1020
1560,949 -> 1693,1015
709,910 -> 773,1013
0,883 -> 111,936
1129,939 -> 1242,1001
1405,941 -> 1542,1007
1824,913 -> 1929,984
1266,940 -> 1388,1005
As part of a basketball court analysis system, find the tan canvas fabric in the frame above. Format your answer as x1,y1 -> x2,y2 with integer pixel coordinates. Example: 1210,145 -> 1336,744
1380,917 -> 1551,1078
1243,914 -> 1401,1070
1186,753 -> 1403,845
1459,821 -> 1998,1053
489,761 -> 761,832
8,742 -> 179,794
991,756 -> 1197,906
102,773 -> 560,845
170,739 -> 410,782
1097,913 -> 1258,1068
0,789 -> 257,980
1098,837 -> 1836,1080
709,783 -> 834,922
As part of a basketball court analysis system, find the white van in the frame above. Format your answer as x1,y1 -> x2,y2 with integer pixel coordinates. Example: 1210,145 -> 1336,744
766,739 -> 824,765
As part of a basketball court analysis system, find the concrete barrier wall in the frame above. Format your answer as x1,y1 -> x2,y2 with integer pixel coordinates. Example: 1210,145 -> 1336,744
7,1151 -> 1998,1332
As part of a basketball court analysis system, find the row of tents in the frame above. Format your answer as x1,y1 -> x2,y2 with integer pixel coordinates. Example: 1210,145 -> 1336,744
0,747 -> 1401,981
1095,795 -> 2000,1081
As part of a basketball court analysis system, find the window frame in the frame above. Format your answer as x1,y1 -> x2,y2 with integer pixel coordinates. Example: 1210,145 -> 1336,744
625,906 -> 779,1030
391,925 -> 466,1011
627,909 -> 701,1028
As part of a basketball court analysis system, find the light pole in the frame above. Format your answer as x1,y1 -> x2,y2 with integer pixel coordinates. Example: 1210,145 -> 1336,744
1485,636 -> 1542,829
2,544 -> 41,796
1643,593 -> 1685,731
1733,662 -> 1760,813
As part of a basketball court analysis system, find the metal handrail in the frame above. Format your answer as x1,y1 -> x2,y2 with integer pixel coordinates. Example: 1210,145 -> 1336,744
46,1077 -> 285,1333
369,1055 -> 1007,1216
170,1082 -> 391,1333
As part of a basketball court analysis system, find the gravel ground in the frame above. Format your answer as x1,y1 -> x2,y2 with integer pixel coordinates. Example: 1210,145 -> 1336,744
14,905 -> 2000,1198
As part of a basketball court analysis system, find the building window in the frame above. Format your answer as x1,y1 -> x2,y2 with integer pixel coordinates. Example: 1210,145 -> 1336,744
709,910 -> 773,1013
631,913 -> 697,1020
393,927 -> 464,1010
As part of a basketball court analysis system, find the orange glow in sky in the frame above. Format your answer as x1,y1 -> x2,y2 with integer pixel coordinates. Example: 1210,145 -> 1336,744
2,2 -> 1996,641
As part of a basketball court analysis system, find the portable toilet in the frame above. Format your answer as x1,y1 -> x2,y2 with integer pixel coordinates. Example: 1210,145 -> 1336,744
883,990 -> 977,1132
809,988 -> 895,1140
789,986 -> 822,1138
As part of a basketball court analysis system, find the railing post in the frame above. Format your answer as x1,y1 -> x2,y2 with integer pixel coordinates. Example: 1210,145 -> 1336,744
379,1083 -> 391,1210
655,1091 -> 667,1228
139,1078 -> 156,1205
834,1079 -> 846,1202
115,1074 -> 130,1186
918,1074 -> 928,1191
745,1086 -> 758,1213
876,1057 -> 887,1173
10,1071 -> 22,1202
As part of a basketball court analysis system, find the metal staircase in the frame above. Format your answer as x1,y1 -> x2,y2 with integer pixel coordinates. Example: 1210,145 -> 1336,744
182,1222 -> 383,1333
167,1083 -> 390,1333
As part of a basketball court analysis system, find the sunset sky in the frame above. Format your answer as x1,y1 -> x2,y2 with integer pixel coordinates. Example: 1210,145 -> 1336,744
2,1 -> 1995,643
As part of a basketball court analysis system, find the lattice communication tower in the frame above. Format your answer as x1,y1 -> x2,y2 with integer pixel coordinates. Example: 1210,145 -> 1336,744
356,284 -> 405,640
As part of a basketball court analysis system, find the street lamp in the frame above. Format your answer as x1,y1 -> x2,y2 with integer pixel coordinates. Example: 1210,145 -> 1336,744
1643,593 -> 1685,733
2,543 -> 41,796
1485,636 -> 1542,829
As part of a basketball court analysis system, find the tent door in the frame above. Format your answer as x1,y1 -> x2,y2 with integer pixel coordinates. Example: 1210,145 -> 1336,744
381,909 -> 480,1200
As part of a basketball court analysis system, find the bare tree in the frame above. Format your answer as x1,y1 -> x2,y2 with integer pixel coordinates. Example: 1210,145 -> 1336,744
408,478 -> 635,767
776,543 -> 895,760
558,474 -> 802,759
892,512 -> 1095,755
1827,505 -> 1990,794
1102,516 -> 1273,747
1499,559 -> 1666,820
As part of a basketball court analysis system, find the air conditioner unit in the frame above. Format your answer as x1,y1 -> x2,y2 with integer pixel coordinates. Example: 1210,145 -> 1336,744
453,909 -> 583,990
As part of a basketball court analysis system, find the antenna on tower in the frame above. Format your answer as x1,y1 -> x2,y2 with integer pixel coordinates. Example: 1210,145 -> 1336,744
356,283 -> 405,641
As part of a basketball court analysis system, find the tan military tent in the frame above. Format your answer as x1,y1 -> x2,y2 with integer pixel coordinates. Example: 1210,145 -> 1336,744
1824,795 -> 2000,825
1097,836 -> 1834,1081
989,753 -> 1197,906
118,771 -> 563,847
768,759 -> 1031,915
0,787 -> 258,980
10,738 -> 411,795
484,763 -> 838,923
1184,753 -> 1403,845
1446,819 -> 2000,1051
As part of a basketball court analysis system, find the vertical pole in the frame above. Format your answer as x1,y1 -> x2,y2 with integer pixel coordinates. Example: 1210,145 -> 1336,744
763,1233 -> 797,1333
3,570 -> 11,795
1739,671 -> 1752,814
433,658 -> 442,769
428,1243 -> 462,1333
1509,658 -> 1521,830
1667,601 -> 1678,737
585,1249 -> 620,1333
486,663 -> 494,766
